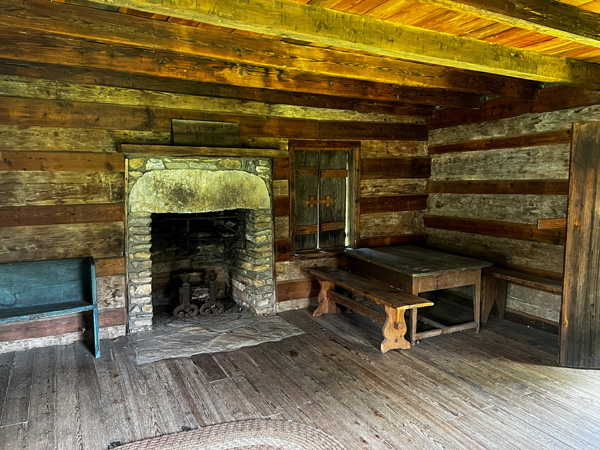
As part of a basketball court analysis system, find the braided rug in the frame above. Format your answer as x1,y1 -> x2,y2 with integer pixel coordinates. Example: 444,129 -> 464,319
115,420 -> 346,450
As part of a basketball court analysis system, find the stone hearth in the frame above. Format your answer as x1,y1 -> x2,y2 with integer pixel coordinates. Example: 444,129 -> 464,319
126,155 -> 274,333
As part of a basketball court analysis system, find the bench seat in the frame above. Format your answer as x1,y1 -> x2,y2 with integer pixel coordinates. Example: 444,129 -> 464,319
0,257 -> 100,357
482,267 -> 563,324
305,266 -> 433,352
0,300 -> 97,323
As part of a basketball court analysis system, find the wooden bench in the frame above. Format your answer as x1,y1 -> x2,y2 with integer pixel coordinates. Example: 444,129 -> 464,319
305,266 -> 434,352
0,257 -> 100,357
482,267 -> 563,324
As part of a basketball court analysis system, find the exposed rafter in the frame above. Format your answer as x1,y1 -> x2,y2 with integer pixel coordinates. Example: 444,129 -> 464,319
5,0 -> 537,98
417,0 -> 600,48
81,0 -> 600,89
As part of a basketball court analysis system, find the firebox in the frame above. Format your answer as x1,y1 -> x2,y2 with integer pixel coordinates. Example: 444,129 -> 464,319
125,155 -> 275,333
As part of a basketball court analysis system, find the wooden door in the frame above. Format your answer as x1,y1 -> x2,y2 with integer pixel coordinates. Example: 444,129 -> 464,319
560,121 -> 600,368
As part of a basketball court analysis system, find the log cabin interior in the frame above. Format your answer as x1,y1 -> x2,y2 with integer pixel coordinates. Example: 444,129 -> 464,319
1,0 -> 600,448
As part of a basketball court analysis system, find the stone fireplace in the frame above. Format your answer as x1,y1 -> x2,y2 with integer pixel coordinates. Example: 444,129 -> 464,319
126,155 -> 275,333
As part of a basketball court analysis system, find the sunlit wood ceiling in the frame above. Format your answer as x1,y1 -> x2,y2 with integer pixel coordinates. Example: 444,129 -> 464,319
39,0 -> 600,112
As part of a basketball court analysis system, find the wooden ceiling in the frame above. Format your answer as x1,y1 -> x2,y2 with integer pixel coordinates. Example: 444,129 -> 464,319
8,0 -> 600,119
80,0 -> 600,84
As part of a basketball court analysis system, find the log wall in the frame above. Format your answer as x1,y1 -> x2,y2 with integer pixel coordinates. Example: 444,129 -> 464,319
426,106 -> 592,325
0,72 -> 428,346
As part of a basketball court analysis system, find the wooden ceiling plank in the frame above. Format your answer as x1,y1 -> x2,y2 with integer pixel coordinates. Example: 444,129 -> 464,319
82,0 -> 600,88
2,0 -> 537,99
415,0 -> 600,47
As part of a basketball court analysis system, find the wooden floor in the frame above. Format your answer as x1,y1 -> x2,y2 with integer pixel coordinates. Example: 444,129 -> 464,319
1,308 -> 600,450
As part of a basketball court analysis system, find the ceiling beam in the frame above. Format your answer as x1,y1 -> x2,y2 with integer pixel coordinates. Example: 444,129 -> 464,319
417,0 -> 600,48
82,0 -> 600,89
0,28 -> 483,107
4,0 -> 537,98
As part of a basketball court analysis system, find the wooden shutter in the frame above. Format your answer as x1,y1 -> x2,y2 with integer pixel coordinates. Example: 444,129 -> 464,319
319,150 -> 348,249
293,150 -> 319,252
292,148 -> 349,252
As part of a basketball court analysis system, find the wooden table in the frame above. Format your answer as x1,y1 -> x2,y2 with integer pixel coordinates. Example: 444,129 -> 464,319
343,246 -> 492,345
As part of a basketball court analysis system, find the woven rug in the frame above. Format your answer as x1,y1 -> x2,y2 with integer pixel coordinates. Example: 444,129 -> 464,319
115,420 -> 346,450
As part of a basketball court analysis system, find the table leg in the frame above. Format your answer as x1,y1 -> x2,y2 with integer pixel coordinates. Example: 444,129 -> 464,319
312,280 -> 340,316
410,284 -> 419,346
473,270 -> 482,333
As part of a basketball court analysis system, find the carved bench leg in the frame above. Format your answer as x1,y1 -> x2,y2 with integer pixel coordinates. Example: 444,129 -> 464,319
381,306 -> 411,353
313,280 -> 341,317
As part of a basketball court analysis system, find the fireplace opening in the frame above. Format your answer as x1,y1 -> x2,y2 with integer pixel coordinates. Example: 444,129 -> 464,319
150,211 -> 245,318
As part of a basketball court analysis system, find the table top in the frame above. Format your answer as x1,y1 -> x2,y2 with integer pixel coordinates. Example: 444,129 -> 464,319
344,246 -> 492,278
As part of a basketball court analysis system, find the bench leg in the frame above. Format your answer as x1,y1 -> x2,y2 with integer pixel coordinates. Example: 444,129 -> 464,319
92,307 -> 100,358
313,280 -> 341,317
381,306 -> 410,353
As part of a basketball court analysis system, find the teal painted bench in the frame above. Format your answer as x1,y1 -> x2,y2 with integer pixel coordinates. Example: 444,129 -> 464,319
0,257 -> 100,357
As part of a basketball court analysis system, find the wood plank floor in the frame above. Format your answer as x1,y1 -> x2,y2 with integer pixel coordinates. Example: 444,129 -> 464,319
1,308 -> 599,450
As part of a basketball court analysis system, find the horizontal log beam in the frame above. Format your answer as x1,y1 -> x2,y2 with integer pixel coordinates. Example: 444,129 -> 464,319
0,27 -> 482,108
273,158 -> 290,180
0,222 -> 124,264
537,218 -> 567,230
418,0 -> 600,48
0,151 -> 125,173
0,96 -> 427,140
0,75 -> 425,125
429,86 -> 600,129
429,130 -> 572,155
360,195 -> 428,214
0,307 -> 126,342
121,144 -> 285,158
427,180 -> 569,195
0,204 -> 124,227
95,257 -> 126,277
276,279 -> 320,302
0,59 -> 432,115
425,215 -> 565,245
85,0 -> 600,88
1,0 -> 538,98
274,197 -> 290,217
358,234 -> 428,248
275,239 -> 291,262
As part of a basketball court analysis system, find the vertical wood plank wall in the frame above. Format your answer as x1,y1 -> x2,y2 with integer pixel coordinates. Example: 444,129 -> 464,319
560,122 -> 600,368
0,70 -> 428,348
426,106 -> 600,325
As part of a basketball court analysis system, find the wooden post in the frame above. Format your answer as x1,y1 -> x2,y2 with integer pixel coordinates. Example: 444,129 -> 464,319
560,121 -> 600,368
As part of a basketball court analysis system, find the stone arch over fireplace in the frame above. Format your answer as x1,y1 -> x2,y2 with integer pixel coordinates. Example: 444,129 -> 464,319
126,156 -> 275,332
129,169 -> 270,214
